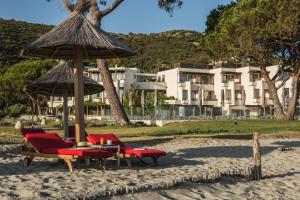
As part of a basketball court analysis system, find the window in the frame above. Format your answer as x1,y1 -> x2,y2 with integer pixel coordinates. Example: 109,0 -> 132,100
91,73 -> 98,81
182,90 -> 188,100
222,74 -> 229,83
223,74 -> 240,83
91,93 -> 101,99
280,72 -> 290,81
264,89 -> 272,100
158,75 -> 165,82
235,90 -> 242,100
204,91 -> 216,101
53,97 -> 62,101
225,89 -> 231,100
283,88 -> 289,98
200,75 -> 213,84
180,75 -> 188,83
254,89 -> 260,99
250,73 -> 260,82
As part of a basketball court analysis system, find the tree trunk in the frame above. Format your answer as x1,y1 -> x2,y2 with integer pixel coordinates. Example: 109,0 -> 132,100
97,59 -> 130,125
261,68 -> 287,120
286,68 -> 300,120
88,2 -> 130,126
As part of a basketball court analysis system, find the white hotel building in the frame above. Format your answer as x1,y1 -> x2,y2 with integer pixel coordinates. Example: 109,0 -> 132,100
49,63 -> 300,118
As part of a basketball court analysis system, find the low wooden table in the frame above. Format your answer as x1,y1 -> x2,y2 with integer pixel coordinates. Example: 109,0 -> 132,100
90,144 -> 121,167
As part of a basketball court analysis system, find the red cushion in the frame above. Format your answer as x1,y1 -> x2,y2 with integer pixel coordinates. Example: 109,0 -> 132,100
87,134 -> 125,147
124,148 -> 166,158
21,128 -> 45,136
41,148 -> 113,157
25,133 -> 73,152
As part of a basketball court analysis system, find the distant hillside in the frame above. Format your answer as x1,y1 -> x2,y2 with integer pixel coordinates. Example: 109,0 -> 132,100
0,18 -> 53,72
0,18 -> 209,73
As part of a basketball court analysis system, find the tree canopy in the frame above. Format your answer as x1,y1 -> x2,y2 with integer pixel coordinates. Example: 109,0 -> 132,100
0,60 -> 56,117
204,0 -> 300,119
205,0 -> 300,65
205,1 -> 237,33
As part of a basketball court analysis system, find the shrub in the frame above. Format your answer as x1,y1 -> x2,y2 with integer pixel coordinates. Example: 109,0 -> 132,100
5,103 -> 27,117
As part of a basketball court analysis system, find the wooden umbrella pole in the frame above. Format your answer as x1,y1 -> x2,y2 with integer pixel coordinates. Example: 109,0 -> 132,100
74,47 -> 86,145
63,91 -> 69,139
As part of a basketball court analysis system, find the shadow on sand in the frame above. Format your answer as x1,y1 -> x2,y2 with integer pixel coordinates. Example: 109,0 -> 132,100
272,141 -> 300,148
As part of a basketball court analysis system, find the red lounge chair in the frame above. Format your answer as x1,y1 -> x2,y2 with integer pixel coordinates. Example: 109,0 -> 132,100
87,133 -> 166,167
21,127 -> 75,146
20,128 -> 47,151
21,133 -> 113,172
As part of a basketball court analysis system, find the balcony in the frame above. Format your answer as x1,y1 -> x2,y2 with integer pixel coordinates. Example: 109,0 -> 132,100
225,99 -> 232,104
249,81 -> 257,86
178,82 -> 186,87
264,99 -> 273,105
222,82 -> 229,87
134,82 -> 167,90
253,98 -> 261,103
234,99 -> 243,106
165,100 -> 181,105
202,100 -> 218,106
234,79 -> 241,83
181,100 -> 189,104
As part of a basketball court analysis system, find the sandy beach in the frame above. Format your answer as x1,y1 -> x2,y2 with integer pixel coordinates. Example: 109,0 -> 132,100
0,136 -> 299,199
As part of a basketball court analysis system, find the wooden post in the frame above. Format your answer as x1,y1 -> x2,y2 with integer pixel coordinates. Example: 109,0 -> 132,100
74,48 -> 86,145
253,132 -> 262,180
63,92 -> 69,139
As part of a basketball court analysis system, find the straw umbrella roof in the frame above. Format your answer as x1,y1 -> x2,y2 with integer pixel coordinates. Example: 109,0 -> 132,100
21,12 -> 136,59
24,61 -> 104,97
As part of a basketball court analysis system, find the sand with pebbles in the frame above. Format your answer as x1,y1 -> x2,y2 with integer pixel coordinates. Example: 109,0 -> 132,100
0,136 -> 299,199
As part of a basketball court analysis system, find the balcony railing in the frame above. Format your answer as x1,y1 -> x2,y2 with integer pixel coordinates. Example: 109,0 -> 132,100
253,98 -> 261,103
249,81 -> 257,86
225,99 -> 232,104
204,98 -> 217,101
222,83 -> 229,87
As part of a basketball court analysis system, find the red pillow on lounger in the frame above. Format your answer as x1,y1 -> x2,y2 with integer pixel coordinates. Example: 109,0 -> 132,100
25,133 -> 73,153
123,148 -> 166,158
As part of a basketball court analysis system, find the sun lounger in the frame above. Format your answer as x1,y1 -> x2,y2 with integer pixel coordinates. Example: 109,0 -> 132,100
21,127 -> 76,146
20,128 -> 47,151
21,133 -> 113,172
87,133 -> 166,167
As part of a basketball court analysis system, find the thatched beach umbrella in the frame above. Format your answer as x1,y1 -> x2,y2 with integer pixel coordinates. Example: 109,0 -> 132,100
24,60 -> 104,138
22,7 -> 135,145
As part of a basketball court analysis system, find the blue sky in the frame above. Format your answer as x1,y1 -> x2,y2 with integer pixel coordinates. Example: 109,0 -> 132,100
0,0 -> 233,33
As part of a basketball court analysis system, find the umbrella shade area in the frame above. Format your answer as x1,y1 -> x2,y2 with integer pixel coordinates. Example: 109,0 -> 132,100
21,4 -> 135,145
21,12 -> 136,59
24,61 -> 104,97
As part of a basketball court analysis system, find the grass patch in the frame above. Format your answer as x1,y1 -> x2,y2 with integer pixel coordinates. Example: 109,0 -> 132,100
87,120 -> 300,138
1,120 -> 300,143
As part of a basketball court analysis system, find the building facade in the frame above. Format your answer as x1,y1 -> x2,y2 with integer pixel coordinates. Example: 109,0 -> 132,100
48,63 -> 300,118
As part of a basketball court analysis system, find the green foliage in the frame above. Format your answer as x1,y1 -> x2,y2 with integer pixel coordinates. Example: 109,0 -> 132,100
5,103 -> 27,117
0,18 -> 53,72
0,59 -> 56,114
0,18 -> 209,73
204,0 -> 300,64
123,88 -> 141,108
205,1 -> 237,33
110,30 -> 209,72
